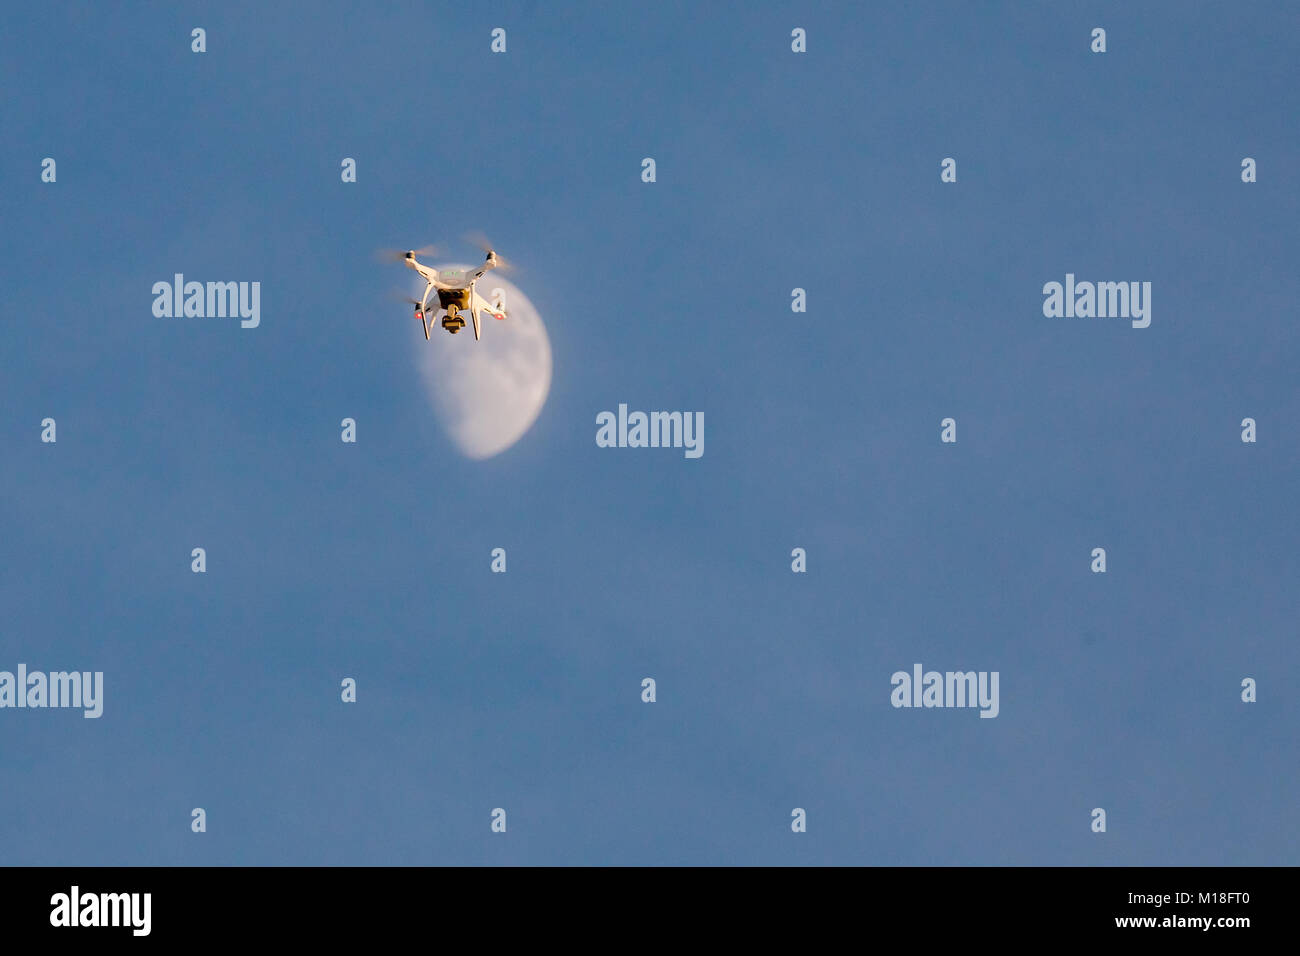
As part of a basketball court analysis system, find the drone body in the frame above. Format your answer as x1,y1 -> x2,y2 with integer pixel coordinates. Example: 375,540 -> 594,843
396,246 -> 509,341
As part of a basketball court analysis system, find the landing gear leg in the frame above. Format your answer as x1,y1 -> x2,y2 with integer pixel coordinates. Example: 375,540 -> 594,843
416,310 -> 429,340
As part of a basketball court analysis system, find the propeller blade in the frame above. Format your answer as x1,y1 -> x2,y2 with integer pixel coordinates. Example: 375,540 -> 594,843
464,231 -> 515,272
375,244 -> 440,263
464,230 -> 493,250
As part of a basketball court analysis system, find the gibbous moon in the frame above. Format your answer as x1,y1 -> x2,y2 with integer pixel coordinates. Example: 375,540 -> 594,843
412,267 -> 552,459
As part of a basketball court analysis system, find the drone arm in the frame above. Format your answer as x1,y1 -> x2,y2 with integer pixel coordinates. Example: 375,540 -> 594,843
471,253 -> 499,282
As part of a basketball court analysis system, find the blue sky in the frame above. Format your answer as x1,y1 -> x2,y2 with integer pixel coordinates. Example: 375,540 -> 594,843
1,1 -> 1297,864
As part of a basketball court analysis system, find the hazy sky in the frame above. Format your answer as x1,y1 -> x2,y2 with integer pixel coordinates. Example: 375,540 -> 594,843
1,1 -> 1296,865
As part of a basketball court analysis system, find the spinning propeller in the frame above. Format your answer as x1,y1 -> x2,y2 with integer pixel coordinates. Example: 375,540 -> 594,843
464,232 -> 515,272
375,244 -> 440,263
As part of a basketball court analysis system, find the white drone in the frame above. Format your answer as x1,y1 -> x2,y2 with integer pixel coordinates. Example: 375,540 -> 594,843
383,237 -> 510,341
